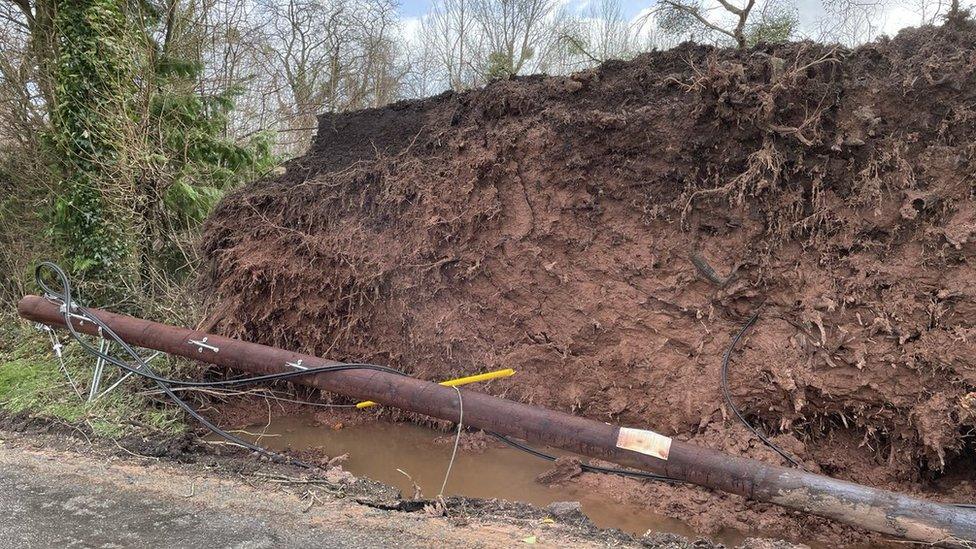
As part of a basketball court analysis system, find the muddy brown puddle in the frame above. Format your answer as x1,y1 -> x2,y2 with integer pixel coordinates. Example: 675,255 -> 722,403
230,415 -> 750,544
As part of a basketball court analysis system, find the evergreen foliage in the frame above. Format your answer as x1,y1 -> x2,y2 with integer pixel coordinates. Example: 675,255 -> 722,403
43,0 -> 276,294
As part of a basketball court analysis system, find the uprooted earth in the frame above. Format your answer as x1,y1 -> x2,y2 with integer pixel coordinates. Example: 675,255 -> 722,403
196,19 -> 976,546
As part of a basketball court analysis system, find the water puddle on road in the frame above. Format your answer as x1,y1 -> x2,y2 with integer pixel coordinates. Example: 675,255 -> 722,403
230,415 -> 749,544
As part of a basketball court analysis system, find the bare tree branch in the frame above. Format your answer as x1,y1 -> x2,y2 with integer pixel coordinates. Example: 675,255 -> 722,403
658,0 -> 738,41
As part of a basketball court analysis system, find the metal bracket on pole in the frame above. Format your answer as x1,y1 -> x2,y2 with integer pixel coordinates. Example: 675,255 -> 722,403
87,336 -> 109,402
36,322 -> 83,399
58,303 -> 93,327
91,351 -> 162,402
189,337 -> 219,354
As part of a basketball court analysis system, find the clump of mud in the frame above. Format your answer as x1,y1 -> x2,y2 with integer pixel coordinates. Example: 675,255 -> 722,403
201,19 -> 976,540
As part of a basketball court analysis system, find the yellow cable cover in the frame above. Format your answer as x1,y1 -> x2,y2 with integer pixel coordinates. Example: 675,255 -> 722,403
356,368 -> 516,409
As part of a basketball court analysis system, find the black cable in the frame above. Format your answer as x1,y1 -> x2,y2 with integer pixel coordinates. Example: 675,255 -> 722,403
35,261 -> 683,483
489,432 -> 682,483
721,311 -> 804,468
36,263 -> 976,508
722,311 -> 976,509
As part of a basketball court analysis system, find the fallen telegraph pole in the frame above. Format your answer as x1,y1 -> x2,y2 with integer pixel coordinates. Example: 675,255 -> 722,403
18,295 -> 976,546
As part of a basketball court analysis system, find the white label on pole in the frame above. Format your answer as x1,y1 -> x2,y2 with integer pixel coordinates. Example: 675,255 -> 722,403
616,427 -> 671,461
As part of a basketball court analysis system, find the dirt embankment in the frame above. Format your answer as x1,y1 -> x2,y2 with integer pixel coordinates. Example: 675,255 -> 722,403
200,20 -> 976,543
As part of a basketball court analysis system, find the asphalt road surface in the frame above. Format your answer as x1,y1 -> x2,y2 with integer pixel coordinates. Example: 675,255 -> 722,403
0,438 -> 618,549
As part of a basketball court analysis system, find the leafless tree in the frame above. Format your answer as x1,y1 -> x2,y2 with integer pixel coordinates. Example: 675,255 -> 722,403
815,0 -> 888,45
257,0 -> 349,137
656,0 -> 759,48
0,1 -> 64,300
585,0 -> 641,61
418,0 -> 563,89
550,0 -> 643,72
400,28 -> 442,98
421,0 -> 482,90
0,2 -> 42,149
346,0 -> 404,109
900,0 -> 966,25
250,0 -> 405,154
471,0 -> 559,78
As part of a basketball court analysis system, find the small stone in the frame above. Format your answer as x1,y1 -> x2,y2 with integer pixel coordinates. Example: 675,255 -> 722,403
546,500 -> 583,521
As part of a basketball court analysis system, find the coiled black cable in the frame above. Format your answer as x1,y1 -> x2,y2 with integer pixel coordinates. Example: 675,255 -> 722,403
721,311 -> 803,467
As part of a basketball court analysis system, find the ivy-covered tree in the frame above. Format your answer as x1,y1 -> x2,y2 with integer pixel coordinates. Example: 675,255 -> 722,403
43,0 -> 275,296
48,0 -> 138,283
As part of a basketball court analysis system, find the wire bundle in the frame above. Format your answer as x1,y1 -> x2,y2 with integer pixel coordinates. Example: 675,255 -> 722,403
34,261 -> 678,482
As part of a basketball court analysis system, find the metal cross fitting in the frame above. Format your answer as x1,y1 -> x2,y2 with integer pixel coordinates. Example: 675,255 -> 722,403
58,304 -> 92,326
189,337 -> 219,354
91,351 -> 162,403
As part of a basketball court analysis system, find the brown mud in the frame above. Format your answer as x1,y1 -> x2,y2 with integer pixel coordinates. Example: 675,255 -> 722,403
221,414 -> 754,544
200,20 -> 976,546
0,413 -> 699,549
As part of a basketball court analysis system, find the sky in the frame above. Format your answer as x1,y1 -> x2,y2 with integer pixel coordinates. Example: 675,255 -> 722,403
397,0 -> 652,18
394,0 -> 975,42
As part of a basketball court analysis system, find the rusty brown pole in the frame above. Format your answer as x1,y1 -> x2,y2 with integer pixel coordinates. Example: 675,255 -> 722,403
17,295 -> 976,546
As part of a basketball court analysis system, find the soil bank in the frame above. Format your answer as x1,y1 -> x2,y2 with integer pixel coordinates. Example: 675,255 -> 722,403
199,20 -> 976,546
